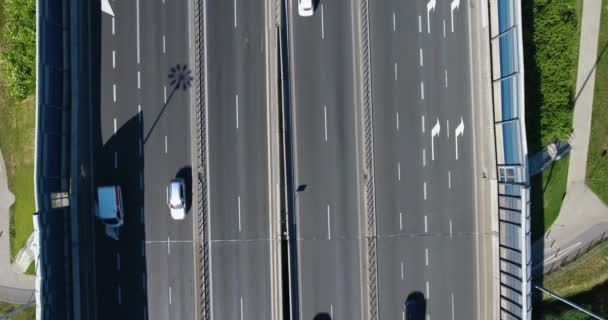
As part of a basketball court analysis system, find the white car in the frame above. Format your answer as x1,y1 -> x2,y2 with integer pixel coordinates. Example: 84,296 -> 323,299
298,0 -> 314,17
167,178 -> 186,220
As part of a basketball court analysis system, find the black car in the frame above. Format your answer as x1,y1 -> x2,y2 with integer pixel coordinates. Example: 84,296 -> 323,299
405,291 -> 426,320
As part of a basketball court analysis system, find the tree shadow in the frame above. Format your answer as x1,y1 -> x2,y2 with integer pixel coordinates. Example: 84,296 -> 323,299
532,279 -> 608,319
522,0 -> 545,304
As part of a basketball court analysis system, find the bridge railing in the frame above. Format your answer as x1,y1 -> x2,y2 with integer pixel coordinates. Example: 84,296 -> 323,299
488,0 -> 532,319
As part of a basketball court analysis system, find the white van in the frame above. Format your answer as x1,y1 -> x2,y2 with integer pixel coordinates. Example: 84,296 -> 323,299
96,185 -> 125,240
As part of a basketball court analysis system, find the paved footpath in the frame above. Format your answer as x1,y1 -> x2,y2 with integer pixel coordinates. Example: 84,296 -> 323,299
532,0 -> 608,274
0,148 -> 34,303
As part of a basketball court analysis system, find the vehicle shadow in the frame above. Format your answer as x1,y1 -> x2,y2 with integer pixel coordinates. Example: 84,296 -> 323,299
175,166 -> 193,212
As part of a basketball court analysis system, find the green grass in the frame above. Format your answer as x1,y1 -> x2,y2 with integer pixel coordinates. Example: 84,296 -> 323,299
0,0 -> 36,259
524,0 -> 581,241
0,92 -> 35,259
25,261 -> 34,275
531,155 -> 570,241
0,301 -> 35,320
533,240 -> 608,319
586,2 -> 608,204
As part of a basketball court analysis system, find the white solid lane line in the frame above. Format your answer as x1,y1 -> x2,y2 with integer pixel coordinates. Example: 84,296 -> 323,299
136,0 -> 140,64
114,152 -> 118,169
113,84 -> 117,102
163,35 -> 166,54
112,17 -> 115,35
420,81 -> 425,100
140,207 -> 144,224
164,135 -> 168,154
137,71 -> 141,89
113,118 -> 117,133
393,12 -> 396,31
399,212 -> 403,231
419,48 -> 423,67
142,273 -> 146,289
169,286 -> 172,305
139,171 -> 143,190
236,94 -> 239,129
238,196 -> 242,232
400,261 -> 404,280
394,62 -> 398,80
321,4 -> 325,39
116,252 -> 120,270
445,69 -> 449,87
330,304 -> 334,319
167,236 -> 171,255
112,50 -> 116,69
327,205 -> 331,239
141,240 -> 145,257
164,85 -> 167,103
139,138 -> 142,156
443,19 -> 446,38
426,281 -> 430,298
418,15 -> 422,33
117,286 -> 122,304
234,0 -> 237,28
425,248 -> 429,266
424,215 -> 428,233
323,105 -> 328,141
240,297 -> 244,320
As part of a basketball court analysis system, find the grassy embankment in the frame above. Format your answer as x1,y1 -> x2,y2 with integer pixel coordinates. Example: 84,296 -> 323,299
523,0 -> 581,241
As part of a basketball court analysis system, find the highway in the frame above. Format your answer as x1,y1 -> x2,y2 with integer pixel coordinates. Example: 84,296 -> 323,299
369,0 -> 479,319
287,1 -> 365,319
205,0 -> 276,319
96,0 -> 195,319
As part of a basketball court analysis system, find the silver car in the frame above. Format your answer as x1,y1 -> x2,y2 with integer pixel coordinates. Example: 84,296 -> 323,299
167,178 -> 186,220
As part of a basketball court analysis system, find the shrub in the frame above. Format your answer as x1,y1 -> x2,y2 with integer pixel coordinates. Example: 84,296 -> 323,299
0,0 -> 35,100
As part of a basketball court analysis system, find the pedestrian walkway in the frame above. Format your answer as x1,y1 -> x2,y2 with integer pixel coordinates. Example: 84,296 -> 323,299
0,148 -> 34,303
532,0 -> 608,274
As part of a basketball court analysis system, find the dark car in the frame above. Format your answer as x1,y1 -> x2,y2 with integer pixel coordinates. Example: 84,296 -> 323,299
405,291 -> 426,320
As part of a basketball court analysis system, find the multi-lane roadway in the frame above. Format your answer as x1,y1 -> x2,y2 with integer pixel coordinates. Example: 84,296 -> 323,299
288,1 -> 365,319
97,0 -> 195,319
370,0 -> 479,319
205,0 -> 279,319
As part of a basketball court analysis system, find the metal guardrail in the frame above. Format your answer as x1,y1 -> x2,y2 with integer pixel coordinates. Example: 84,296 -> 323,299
358,0 -> 378,319
193,0 -> 211,318
488,0 -> 531,319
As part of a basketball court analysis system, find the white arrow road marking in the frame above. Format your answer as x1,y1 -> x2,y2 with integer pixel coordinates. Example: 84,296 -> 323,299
455,117 -> 464,159
451,0 -> 460,32
431,118 -> 440,160
427,0 -> 436,33
101,0 -> 115,16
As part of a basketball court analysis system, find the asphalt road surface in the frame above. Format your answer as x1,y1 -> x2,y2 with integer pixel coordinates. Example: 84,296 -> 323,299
288,1 -> 365,319
369,0 -> 479,319
205,0 -> 274,319
97,0 -> 195,319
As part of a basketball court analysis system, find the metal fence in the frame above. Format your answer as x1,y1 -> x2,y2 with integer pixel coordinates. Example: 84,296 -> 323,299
488,0 -> 532,319
193,0 -> 211,318
542,232 -> 608,275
